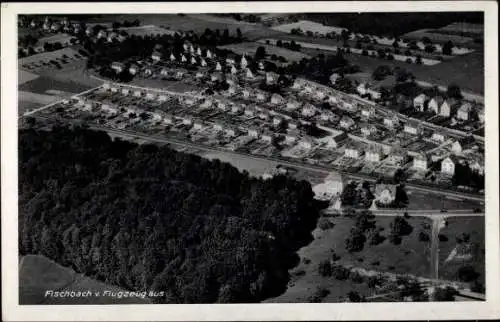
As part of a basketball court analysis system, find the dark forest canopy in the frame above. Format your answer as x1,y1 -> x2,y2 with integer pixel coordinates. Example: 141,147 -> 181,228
19,126 -> 322,303
296,12 -> 483,37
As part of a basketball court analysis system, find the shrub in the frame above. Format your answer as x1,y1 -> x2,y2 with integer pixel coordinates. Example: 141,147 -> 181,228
369,231 -> 386,245
457,266 -> 480,282
308,286 -> 330,303
438,234 -> 449,242
332,265 -> 350,280
405,58 -> 413,64
350,271 -> 364,283
419,231 -> 430,242
345,227 -> 366,252
433,286 -> 458,301
346,291 -> 365,302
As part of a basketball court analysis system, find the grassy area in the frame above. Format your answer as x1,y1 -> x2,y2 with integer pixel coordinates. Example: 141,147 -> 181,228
19,75 -> 93,95
438,216 -> 485,286
219,41 -> 310,63
128,78 -> 199,92
267,215 -> 432,302
19,254 -> 151,304
406,190 -> 483,211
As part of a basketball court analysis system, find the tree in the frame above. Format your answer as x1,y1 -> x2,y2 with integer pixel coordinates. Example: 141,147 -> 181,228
389,216 -> 413,244
415,55 -> 423,65
433,287 -> 458,301
442,40 -> 453,55
424,44 -> 436,53
394,184 -> 409,208
457,266 -> 480,282
318,260 -> 332,277
372,65 -> 392,81
345,227 -> 366,252
347,291 -> 365,302
447,83 -> 463,99
254,46 -> 266,61
236,28 -> 242,40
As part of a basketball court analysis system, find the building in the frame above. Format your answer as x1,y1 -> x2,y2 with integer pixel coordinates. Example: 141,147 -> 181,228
216,101 -> 228,111
413,93 -> 427,111
344,144 -> 361,159
256,91 -> 268,102
247,127 -> 260,138
133,90 -> 143,98
181,54 -> 187,63
215,62 -> 222,71
145,92 -> 156,100
326,132 -> 347,149
170,53 -> 176,61
477,107 -> 485,123
213,122 -> 224,132
299,137 -> 314,149
389,149 -> 409,166
121,88 -> 130,96
245,68 -> 255,79
361,107 -> 375,118
451,136 -> 475,154
374,184 -> 397,205
285,130 -> 299,144
320,110 -> 335,122
273,116 -> 283,126
430,132 -> 446,143
200,58 -> 207,67
110,62 -> 124,73
403,121 -> 422,135
231,105 -> 242,114
286,100 -> 302,111
266,72 -> 278,85
456,102 -> 473,121
428,96 -> 444,114
271,93 -> 285,105
313,171 -> 344,200
413,153 -> 428,171
240,55 -> 248,69
383,116 -> 400,129
439,99 -> 454,117
191,57 -> 197,65
128,64 -> 139,75
301,104 -> 317,117
339,115 -> 355,130
261,131 -> 274,143
224,127 -> 238,137
441,156 -> 456,176
365,146 -> 384,163
469,160 -> 484,175
360,124 -> 377,137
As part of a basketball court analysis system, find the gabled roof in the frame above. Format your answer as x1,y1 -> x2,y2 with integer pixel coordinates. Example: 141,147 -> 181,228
430,96 -> 444,106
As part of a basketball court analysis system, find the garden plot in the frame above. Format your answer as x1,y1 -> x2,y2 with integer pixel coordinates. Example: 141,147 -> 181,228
271,20 -> 347,35
219,42 -> 311,63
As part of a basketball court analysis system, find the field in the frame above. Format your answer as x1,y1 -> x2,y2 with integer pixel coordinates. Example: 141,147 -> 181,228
128,78 -> 200,93
19,255 -> 151,304
219,41 -> 311,62
406,191 -> 483,211
19,75 -> 92,95
271,20 -> 347,35
114,25 -> 177,37
38,33 -> 73,45
438,216 -> 485,286
267,215 -> 432,302
403,29 -> 474,45
19,47 -> 82,66
19,69 -> 40,85
439,22 -> 483,35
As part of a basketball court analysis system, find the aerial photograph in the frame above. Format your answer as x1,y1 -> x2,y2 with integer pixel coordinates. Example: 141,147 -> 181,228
17,12 -> 486,304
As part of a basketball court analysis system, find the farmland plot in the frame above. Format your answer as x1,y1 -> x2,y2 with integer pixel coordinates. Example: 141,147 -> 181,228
271,20 -> 347,35
403,29 -> 474,45
220,41 -> 311,62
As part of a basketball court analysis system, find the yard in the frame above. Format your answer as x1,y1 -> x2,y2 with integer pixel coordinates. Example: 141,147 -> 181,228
438,216 -> 485,287
266,215 -> 432,302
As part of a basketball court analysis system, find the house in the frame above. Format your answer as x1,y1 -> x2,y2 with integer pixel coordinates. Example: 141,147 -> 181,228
182,117 -> 193,126
374,184 -> 397,205
175,70 -> 186,79
196,47 -> 202,56
244,108 -> 256,117
193,119 -> 205,130
247,127 -> 260,138
200,58 -> 207,67
328,95 -> 339,105
315,89 -> 327,100
133,90 -> 143,98
325,132 -> 347,149
357,83 -> 368,96
206,49 -> 213,59
213,123 -> 224,132
245,68 -> 255,79
240,55 -> 248,69
107,32 -> 118,43
330,73 -> 340,85
431,132 -> 446,143
413,94 -> 427,111
103,83 -> 111,90
231,105 -> 242,113
226,57 -> 236,65
191,57 -> 197,65
428,96 -> 444,114
413,153 -> 429,171
286,100 -> 301,111
451,136 -> 475,154
285,130 -> 299,144
339,115 -> 355,130
441,156 -> 457,176
341,100 -> 357,112
181,55 -> 187,63
255,91 -> 267,102
195,71 -> 205,79
314,171 -> 344,199
230,65 -> 237,75
383,116 -> 400,128
170,53 -> 176,61
110,62 -> 124,73
261,131 -> 274,143
189,44 -> 195,54
288,121 -> 298,129
157,95 -> 168,102
456,102 -> 473,121
320,110 -> 335,122
469,160 -> 484,175
271,93 -> 285,105
210,72 -> 223,82
477,107 -> 485,123
224,127 -> 239,137
160,68 -> 169,76
145,92 -> 156,100
272,116 -> 283,126
129,64 -> 139,75
389,149 -> 409,166
121,88 -> 130,96
365,145 -> 384,163
439,99 -> 455,117
183,97 -> 195,106
360,124 -> 377,137
266,72 -> 278,85
301,104 -> 317,117
100,104 -> 117,114
361,107 -> 375,118
299,137 -> 314,149
344,143 -> 361,159
403,121 -> 422,135
97,30 -> 107,39
258,111 -> 270,120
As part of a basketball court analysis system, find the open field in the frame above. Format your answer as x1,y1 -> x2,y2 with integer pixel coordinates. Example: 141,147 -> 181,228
38,33 -> 73,44
266,215 -> 432,302
114,25 -> 177,37
128,78 -> 200,93
439,22 -> 483,35
403,29 -> 474,45
438,216 -> 485,286
20,255 -> 151,304
342,50 -> 484,94
19,69 -> 40,85
19,47 -> 82,66
219,41 -> 311,62
19,75 -> 92,95
406,190 -> 483,211
271,20 -> 347,35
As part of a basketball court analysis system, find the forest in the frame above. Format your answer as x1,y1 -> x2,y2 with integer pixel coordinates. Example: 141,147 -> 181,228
297,12 -> 483,37
18,126 -> 323,303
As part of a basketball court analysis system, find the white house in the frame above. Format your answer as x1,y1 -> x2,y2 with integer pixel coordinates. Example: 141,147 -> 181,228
256,91 -> 267,102
441,156 -> 456,176
286,100 -> 301,111
200,58 -> 207,67
170,53 -> 176,61
266,72 -> 278,85
403,122 -> 422,135
191,57 -> 197,65
413,94 -> 427,111
339,115 -> 355,130
361,107 -> 375,118
299,137 -> 314,150
439,99 -> 452,117
271,93 -> 285,105
375,184 -> 397,205
151,51 -> 162,62
145,92 -> 156,100
133,90 -> 143,98
247,128 -> 260,138
111,62 -> 124,73
181,55 -> 187,63
313,171 -> 344,200
206,49 -> 212,59
431,132 -> 446,143
273,116 -> 283,126
428,96 -> 444,114
383,116 -> 399,128
288,122 -> 298,129
244,108 -> 256,117
245,68 -> 254,79
365,146 -> 383,163
196,47 -> 202,56
230,65 -> 237,75
456,102 -> 473,121
231,105 -> 241,114
224,128 -> 238,137
121,88 -> 130,96
301,104 -> 317,117
158,95 -> 168,102
216,101 -> 228,111
413,154 -> 428,171
360,124 -> 377,137
320,110 -> 335,122
285,131 -> 298,144
240,55 -> 248,69
129,65 -> 139,75
261,131 -> 274,143
344,145 -> 361,159
213,123 -> 224,132
469,160 -> 484,175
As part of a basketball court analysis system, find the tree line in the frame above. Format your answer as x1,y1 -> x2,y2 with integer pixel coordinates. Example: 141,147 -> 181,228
19,126 -> 323,303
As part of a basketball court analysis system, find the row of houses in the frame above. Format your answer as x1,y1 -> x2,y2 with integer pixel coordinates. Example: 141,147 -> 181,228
413,94 -> 483,121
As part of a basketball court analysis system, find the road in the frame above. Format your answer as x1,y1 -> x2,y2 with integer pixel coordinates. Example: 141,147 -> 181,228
26,111 -> 485,203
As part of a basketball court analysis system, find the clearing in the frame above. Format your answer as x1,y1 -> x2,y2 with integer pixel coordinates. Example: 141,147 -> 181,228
219,41 -> 311,62
19,254 -> 151,304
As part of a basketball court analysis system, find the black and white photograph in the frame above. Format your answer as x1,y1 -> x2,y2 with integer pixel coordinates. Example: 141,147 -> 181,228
2,1 -> 499,321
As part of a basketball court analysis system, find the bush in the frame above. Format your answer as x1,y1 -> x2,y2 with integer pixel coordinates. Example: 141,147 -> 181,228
318,217 -> 335,230
457,266 -> 480,282
318,260 -> 332,277
345,227 -> 366,252
346,291 -> 365,302
349,271 -> 364,283
387,265 -> 395,271
419,231 -> 430,242
330,250 -> 340,261
438,234 -> 449,242
405,58 -> 413,64
309,287 -> 330,303
369,231 -> 386,245
332,265 -> 350,280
